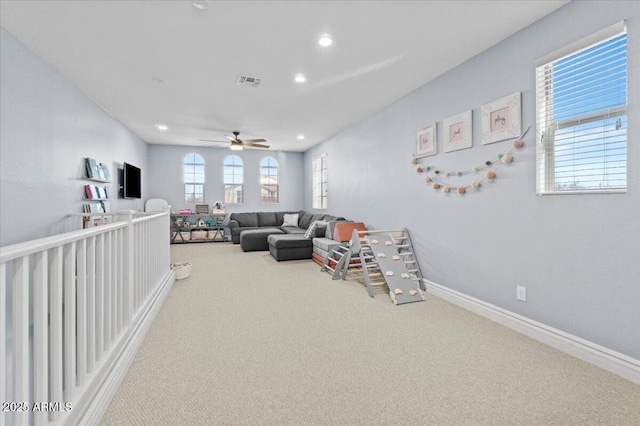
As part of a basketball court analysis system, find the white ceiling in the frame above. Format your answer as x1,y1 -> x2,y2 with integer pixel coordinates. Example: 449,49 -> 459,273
1,0 -> 569,152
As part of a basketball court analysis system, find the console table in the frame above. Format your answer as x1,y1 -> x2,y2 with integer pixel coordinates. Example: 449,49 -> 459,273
170,212 -> 227,243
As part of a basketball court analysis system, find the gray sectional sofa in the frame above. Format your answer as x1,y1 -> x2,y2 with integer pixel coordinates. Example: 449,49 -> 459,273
228,211 -> 346,261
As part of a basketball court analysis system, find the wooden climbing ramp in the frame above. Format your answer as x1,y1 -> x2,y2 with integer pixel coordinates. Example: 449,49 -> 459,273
322,228 -> 425,305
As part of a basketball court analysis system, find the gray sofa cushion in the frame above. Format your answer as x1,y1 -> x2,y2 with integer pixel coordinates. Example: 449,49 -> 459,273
240,228 -> 283,252
281,226 -> 306,235
231,212 -> 258,228
313,237 -> 342,253
268,234 -> 313,249
257,212 -> 277,227
304,220 -> 328,239
297,211 -> 315,229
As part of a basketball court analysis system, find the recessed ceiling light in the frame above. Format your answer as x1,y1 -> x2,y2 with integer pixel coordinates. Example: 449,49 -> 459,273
192,1 -> 211,10
156,124 -> 168,131
319,35 -> 332,47
297,135 -> 305,140
294,74 -> 306,83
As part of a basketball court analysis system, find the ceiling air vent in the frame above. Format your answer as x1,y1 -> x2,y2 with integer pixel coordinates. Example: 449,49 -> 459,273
236,75 -> 262,87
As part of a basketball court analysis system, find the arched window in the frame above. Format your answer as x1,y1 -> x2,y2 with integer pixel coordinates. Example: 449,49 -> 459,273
183,153 -> 205,203
260,156 -> 279,203
224,155 -> 243,203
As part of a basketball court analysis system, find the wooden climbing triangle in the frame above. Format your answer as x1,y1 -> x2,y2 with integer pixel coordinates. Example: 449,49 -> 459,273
321,228 -> 425,305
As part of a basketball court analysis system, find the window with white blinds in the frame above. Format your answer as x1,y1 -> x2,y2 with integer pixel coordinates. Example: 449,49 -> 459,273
312,155 -> 327,209
535,22 -> 627,194
183,153 -> 205,203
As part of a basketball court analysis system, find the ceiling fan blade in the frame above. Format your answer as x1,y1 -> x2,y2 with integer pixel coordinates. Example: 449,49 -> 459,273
245,143 -> 270,149
199,139 -> 230,143
226,135 -> 239,142
243,138 -> 267,143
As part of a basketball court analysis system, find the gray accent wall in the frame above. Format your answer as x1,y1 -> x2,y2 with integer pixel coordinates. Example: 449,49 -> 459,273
147,145 -> 305,216
1,28 -> 148,246
304,1 -> 640,360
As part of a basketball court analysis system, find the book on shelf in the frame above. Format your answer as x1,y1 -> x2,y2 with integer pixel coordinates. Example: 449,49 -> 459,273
84,184 -> 95,199
85,157 -> 99,179
101,201 -> 111,213
99,163 -> 110,181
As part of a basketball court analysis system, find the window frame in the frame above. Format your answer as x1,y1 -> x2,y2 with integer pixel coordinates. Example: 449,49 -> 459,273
260,156 -> 279,204
535,22 -> 627,195
183,153 -> 205,203
223,155 -> 244,204
312,154 -> 327,209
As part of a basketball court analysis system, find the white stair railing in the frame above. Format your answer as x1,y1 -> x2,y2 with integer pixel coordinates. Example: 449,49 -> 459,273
1,211 -> 174,426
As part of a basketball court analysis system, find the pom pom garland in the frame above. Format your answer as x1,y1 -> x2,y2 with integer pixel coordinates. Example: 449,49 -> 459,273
412,125 -> 530,197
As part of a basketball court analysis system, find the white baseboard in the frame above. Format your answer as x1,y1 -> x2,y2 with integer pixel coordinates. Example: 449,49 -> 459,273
73,270 -> 176,425
424,279 -> 640,385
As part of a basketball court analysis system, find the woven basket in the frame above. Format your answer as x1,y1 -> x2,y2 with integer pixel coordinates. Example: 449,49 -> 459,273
171,262 -> 191,280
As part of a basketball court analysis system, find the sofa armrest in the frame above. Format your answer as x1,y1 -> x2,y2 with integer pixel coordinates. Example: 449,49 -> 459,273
228,219 -> 239,229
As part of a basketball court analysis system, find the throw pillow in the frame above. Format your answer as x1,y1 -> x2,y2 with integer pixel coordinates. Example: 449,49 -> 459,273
304,220 -> 328,239
282,213 -> 299,227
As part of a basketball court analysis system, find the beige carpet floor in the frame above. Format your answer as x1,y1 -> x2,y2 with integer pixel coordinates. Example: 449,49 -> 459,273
100,243 -> 640,425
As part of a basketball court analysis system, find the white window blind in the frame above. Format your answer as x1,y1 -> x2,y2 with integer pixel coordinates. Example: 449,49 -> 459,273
535,22 -> 627,194
312,155 -> 327,209
260,156 -> 279,204
183,153 -> 205,203
224,155 -> 243,204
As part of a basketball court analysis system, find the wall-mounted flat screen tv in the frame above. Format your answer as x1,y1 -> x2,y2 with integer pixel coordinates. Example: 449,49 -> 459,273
123,162 -> 142,199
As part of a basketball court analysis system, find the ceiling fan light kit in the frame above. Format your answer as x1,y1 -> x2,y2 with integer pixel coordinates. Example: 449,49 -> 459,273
199,131 -> 269,150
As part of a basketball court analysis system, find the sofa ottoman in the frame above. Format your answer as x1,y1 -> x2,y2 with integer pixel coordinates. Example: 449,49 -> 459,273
240,228 -> 284,252
268,234 -> 313,261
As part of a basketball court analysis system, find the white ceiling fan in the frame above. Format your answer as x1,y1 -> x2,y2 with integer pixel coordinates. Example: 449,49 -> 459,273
200,131 -> 269,150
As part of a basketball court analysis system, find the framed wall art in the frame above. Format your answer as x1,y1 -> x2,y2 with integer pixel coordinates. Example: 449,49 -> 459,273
443,110 -> 472,153
481,92 -> 521,144
415,123 -> 437,158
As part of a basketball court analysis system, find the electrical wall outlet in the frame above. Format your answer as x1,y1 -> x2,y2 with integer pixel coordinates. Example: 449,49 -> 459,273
516,285 -> 527,302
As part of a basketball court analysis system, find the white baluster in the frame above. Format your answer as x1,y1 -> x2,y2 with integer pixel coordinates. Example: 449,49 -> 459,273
49,246 -> 63,422
0,263 -> 6,426
63,242 -> 76,402
95,234 -> 104,360
87,236 -> 96,373
76,239 -> 87,387
104,232 -> 111,350
110,230 -> 117,343
122,214 -> 133,327
33,250 -> 49,426
12,256 -> 29,426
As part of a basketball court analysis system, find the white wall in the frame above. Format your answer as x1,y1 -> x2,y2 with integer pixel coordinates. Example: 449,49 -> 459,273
304,0 -> 640,360
0,28 -> 148,246
147,145 -> 305,216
